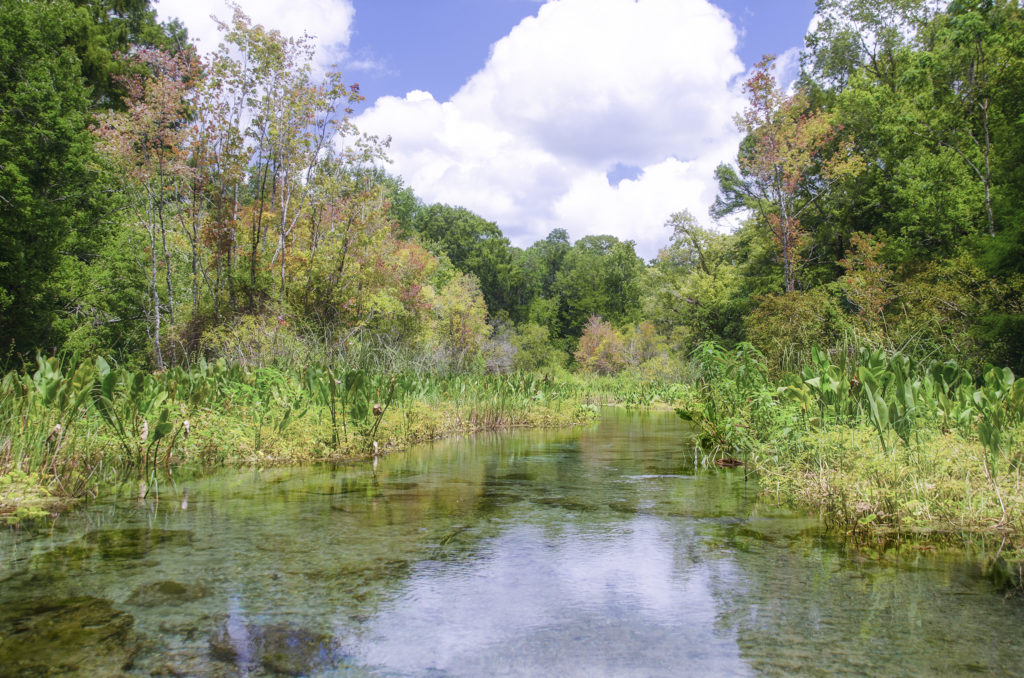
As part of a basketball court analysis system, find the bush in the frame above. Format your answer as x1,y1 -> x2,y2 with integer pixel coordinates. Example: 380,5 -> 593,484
888,252 -> 1004,372
512,322 -> 566,372
200,315 -> 313,368
635,354 -> 688,382
574,316 -> 626,375
621,321 -> 668,367
743,288 -> 850,376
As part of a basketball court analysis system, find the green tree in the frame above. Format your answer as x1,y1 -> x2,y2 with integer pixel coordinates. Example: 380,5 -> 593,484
553,235 -> 644,338
641,211 -> 749,349
0,0 -> 107,352
411,203 -> 527,319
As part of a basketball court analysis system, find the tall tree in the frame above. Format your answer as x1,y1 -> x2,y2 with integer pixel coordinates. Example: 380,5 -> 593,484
715,55 -> 859,292
95,48 -> 197,367
553,235 -> 644,337
0,1 -> 106,352
411,204 -> 526,319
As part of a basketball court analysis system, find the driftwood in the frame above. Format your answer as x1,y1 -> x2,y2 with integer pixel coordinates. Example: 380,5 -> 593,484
714,456 -> 744,468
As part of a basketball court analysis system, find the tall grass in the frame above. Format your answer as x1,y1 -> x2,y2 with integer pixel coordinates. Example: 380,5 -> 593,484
677,341 -> 1024,537
1,355 -> 625,511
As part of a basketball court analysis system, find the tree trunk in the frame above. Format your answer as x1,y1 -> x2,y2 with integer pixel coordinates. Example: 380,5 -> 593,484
982,98 -> 994,237
146,193 -> 164,370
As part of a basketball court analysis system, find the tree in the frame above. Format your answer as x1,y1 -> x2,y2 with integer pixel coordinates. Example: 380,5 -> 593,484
411,203 -> 526,319
715,55 -> 859,292
574,316 -> 626,375
838,231 -> 894,333
803,0 -> 936,93
68,0 -> 190,109
95,48 -> 197,368
921,1 -> 1024,237
641,212 -> 748,348
523,228 -> 571,298
553,235 -> 644,338
432,272 -> 491,370
0,1 -> 107,352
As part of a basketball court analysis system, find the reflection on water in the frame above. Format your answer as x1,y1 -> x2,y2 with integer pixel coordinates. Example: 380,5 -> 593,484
1,409 -> 1022,676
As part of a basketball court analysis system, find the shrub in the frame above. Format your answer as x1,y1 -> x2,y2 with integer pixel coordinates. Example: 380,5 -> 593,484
200,315 -> 313,368
743,288 -> 850,376
512,322 -> 566,372
574,316 -> 626,375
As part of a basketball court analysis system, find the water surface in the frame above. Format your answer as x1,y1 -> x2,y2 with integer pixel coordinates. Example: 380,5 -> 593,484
1,409 -> 1021,676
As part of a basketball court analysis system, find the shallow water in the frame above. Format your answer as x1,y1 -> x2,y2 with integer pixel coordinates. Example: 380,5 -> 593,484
1,409 -> 1022,676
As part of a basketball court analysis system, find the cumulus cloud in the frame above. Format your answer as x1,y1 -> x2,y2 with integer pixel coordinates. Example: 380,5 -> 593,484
154,0 -> 355,73
357,0 -> 748,259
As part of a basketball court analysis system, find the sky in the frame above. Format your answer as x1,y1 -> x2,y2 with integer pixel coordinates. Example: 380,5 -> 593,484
154,0 -> 818,259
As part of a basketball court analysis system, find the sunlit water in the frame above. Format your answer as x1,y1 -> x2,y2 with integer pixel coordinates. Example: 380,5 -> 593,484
1,409 -> 1022,676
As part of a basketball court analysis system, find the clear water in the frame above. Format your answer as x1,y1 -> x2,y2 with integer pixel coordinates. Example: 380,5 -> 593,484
1,409 -> 1022,677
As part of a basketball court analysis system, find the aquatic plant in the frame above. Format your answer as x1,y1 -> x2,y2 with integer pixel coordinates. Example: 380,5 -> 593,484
684,341 -> 1024,535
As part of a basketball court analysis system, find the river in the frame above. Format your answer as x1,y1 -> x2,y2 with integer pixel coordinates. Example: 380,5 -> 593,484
1,409 -> 1021,676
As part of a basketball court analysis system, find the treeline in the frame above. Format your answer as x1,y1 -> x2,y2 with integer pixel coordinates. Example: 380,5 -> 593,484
0,0 -> 651,375
2,0 -> 1023,380
697,0 -> 1024,375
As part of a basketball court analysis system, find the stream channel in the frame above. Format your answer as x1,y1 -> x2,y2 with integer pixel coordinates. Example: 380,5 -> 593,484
1,409 -> 1023,676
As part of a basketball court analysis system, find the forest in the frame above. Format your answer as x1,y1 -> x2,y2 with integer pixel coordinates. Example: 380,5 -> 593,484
2,0 -> 1024,542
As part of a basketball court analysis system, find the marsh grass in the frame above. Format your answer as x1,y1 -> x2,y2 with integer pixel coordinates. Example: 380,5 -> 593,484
678,341 -> 1024,553
0,357 -> 627,518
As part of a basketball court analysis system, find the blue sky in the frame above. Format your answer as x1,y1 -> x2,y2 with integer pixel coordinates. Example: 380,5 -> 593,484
157,0 -> 819,258
345,1 -> 817,101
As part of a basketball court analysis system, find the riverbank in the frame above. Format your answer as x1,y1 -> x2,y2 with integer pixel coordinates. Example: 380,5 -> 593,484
753,425 -> 1024,541
4,357 -> 690,523
0,387 -> 601,523
677,342 -> 1024,556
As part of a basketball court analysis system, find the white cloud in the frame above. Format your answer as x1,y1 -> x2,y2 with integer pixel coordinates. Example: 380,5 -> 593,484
357,0 -> 749,259
775,45 -> 803,94
154,0 -> 355,73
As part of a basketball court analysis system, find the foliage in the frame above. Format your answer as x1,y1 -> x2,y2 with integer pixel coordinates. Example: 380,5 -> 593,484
574,317 -> 626,376
200,315 -> 313,368
554,236 -> 645,338
675,342 -> 774,458
642,212 -> 748,350
409,203 -> 527,319
744,288 -> 850,376
430,272 -> 491,371
512,322 -> 566,372
838,231 -> 894,333
715,55 -> 860,292
0,1 -> 109,352
682,340 -> 1024,533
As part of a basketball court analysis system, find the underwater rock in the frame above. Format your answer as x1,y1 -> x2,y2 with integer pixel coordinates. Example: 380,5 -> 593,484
127,580 -> 212,607
81,528 -> 193,560
0,595 -> 138,676
209,620 -> 347,676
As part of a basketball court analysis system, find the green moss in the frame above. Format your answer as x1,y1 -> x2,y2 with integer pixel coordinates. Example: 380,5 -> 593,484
0,470 -> 68,524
